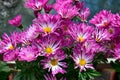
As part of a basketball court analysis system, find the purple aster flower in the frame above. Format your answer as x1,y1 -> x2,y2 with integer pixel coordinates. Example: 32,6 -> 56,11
25,0 -> 48,11
78,7 -> 90,22
38,34 -> 61,56
54,3 -> 78,19
41,50 -> 67,76
18,45 -> 38,62
93,28 -> 111,42
8,14 -> 22,27
71,45 -> 94,72
68,23 -> 94,43
33,14 -> 61,36
89,10 -> 113,28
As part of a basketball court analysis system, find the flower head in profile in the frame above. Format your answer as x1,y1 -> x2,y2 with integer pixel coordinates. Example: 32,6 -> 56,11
93,28 -> 111,42
89,10 -> 113,28
54,3 -> 78,19
33,14 -> 61,36
44,4 -> 53,13
18,45 -> 38,62
25,0 -> 48,11
38,34 -> 61,56
78,7 -> 90,22
71,45 -> 94,72
41,50 -> 67,76
68,23 -> 94,43
8,14 -> 22,27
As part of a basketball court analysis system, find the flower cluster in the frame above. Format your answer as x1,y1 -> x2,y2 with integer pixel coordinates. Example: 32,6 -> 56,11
1,0 -> 120,80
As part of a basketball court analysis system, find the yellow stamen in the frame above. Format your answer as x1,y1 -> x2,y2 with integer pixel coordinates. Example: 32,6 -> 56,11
78,36 -> 84,42
96,38 -> 101,42
50,59 -> 58,66
79,59 -> 86,66
44,27 -> 51,33
45,47 -> 53,54
9,44 -> 14,50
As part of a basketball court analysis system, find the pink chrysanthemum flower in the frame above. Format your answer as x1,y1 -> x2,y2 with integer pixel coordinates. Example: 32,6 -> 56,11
33,14 -> 61,36
68,23 -> 94,43
18,45 -> 38,62
89,10 -> 113,28
0,33 -> 17,54
78,7 -> 90,22
8,14 -> 22,27
25,0 -> 48,11
93,28 -> 111,42
38,34 -> 61,56
0,32 -> 19,61
41,50 -> 67,76
54,3 -> 78,19
71,46 -> 94,72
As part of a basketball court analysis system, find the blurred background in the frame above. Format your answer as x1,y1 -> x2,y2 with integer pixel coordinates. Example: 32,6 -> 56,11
0,0 -> 120,36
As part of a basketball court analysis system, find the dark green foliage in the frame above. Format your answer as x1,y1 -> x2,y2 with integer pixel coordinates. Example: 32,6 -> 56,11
0,61 -> 10,80
14,57 -> 45,80
110,60 -> 120,80
78,69 -> 101,80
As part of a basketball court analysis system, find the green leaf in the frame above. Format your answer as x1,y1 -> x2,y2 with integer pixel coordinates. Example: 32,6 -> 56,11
78,72 -> 87,80
0,61 -> 10,72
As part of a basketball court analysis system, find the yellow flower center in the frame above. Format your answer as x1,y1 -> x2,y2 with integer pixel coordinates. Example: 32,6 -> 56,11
44,27 -> 51,33
79,59 -> 86,66
50,59 -> 58,66
45,47 -> 53,54
96,38 -> 100,42
8,44 -> 14,50
78,36 -> 84,42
